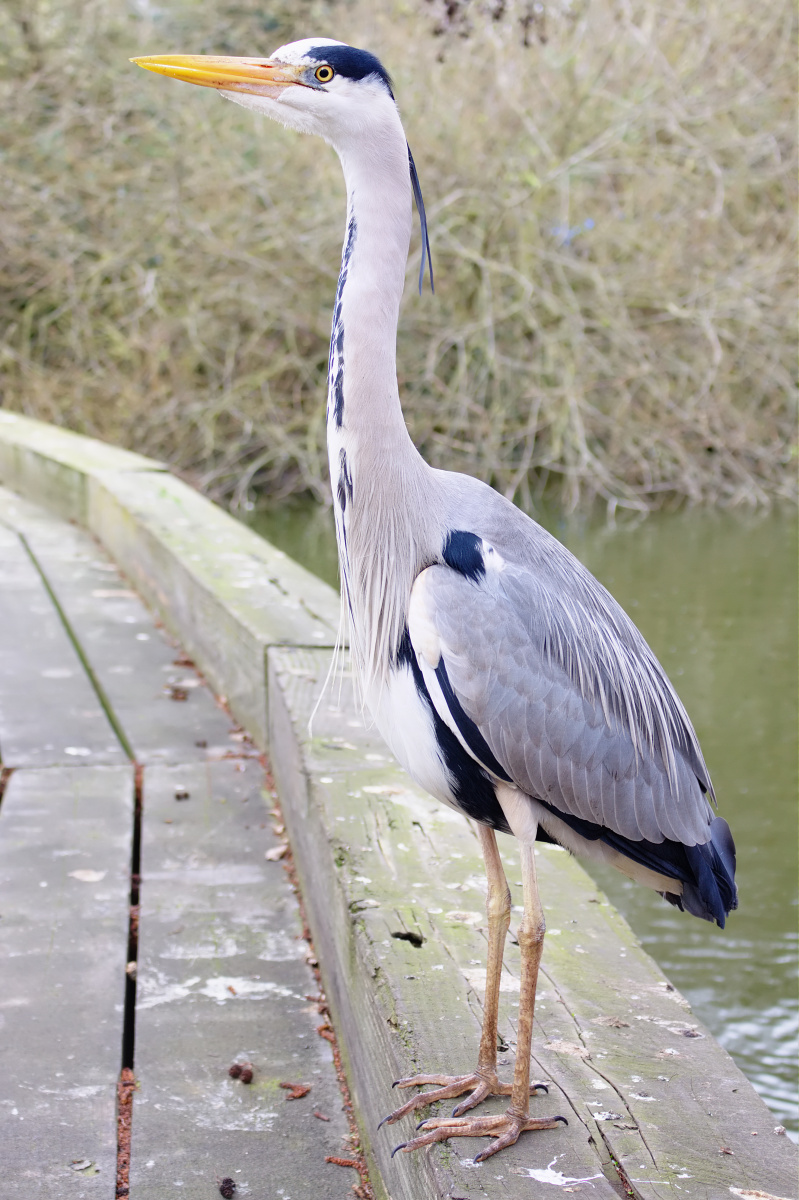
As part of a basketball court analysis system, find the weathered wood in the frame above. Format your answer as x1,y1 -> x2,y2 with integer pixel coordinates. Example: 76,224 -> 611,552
131,759 -> 359,1198
0,486 -> 239,766
0,418 -> 794,1199
0,410 -> 163,525
85,469 -> 340,748
0,415 -> 340,749
0,523 -> 126,768
0,765 -> 133,1196
268,646 -> 798,1200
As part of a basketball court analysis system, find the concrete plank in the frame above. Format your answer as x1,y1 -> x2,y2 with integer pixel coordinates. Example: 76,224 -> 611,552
0,487 -> 241,766
0,765 -> 133,1197
268,646 -> 798,1200
130,759 -> 359,1198
0,524 -> 126,768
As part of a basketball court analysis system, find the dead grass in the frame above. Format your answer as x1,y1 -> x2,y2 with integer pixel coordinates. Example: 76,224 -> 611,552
0,0 -> 795,513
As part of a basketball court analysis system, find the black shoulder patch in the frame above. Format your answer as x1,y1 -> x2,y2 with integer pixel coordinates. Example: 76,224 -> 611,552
442,530 -> 485,581
306,44 -> 393,95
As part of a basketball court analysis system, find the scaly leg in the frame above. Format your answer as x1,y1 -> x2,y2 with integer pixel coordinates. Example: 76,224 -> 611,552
392,839 -> 566,1162
381,827 -> 547,1128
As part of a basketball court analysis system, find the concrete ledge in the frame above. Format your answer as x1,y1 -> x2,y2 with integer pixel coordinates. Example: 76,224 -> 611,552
0,416 -> 795,1200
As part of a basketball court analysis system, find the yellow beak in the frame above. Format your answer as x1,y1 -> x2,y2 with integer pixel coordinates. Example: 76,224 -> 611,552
130,55 -> 306,96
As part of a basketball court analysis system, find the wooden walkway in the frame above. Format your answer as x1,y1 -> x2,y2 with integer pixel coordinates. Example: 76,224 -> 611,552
0,487 -> 358,1198
0,413 -> 795,1200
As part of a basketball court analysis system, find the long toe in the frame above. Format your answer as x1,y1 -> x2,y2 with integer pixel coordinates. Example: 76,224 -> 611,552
474,1114 -> 567,1162
394,1109 -> 566,1158
381,1067 -> 551,1128
392,1073 -> 460,1090
379,1075 -> 479,1126
451,1079 -> 505,1118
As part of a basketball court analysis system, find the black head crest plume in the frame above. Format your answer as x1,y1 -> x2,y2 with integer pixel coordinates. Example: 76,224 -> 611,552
408,144 -> 434,295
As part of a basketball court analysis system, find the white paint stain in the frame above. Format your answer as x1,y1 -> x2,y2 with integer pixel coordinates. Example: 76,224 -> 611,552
515,1156 -> 604,1187
199,977 -> 295,1003
160,937 -> 241,961
136,973 -> 201,1009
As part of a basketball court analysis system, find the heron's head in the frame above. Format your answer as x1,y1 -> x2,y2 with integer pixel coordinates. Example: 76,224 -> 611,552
132,38 -> 399,152
132,38 -> 434,291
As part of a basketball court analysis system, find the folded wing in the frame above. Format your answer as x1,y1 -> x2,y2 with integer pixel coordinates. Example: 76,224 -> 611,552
407,536 -> 737,925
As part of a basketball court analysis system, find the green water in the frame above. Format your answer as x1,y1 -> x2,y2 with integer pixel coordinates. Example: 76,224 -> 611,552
246,501 -> 798,1136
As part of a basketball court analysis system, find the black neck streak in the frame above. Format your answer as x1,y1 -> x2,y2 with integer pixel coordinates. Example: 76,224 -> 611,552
329,214 -> 357,431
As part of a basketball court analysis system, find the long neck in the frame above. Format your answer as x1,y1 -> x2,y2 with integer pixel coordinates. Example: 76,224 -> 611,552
328,134 -> 415,452
327,115 -> 441,698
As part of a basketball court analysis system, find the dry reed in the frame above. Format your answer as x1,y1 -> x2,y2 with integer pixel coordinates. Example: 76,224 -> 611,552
0,0 -> 795,514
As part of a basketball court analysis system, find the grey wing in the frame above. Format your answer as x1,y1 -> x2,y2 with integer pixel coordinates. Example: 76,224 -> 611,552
408,554 -> 715,848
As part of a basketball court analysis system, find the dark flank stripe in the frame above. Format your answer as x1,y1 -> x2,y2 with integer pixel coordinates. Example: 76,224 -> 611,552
396,630 -> 511,835
434,658 -> 512,783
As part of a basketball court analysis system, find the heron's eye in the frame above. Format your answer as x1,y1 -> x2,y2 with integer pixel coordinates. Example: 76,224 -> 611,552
314,65 -> 334,83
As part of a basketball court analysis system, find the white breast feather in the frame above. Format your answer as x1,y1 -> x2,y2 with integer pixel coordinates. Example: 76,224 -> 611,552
371,665 -> 460,810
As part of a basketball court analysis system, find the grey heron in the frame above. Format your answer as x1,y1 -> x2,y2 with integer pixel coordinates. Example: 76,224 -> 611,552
133,40 -> 738,1164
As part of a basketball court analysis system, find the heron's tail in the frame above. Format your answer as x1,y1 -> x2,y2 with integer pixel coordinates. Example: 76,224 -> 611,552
669,816 -> 738,928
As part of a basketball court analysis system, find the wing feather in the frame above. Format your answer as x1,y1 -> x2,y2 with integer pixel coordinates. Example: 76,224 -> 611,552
409,556 -> 714,848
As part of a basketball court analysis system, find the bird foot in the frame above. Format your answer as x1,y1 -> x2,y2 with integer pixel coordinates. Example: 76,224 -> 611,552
378,1070 -> 548,1127
391,1107 -> 567,1163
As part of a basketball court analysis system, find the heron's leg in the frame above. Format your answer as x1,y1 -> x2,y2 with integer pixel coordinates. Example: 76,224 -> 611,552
508,840 -> 546,1118
392,841 -> 566,1161
380,826 -> 546,1128
473,823 -> 512,1078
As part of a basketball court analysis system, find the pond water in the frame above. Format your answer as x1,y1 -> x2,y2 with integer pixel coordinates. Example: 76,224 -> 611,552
246,501 -> 798,1137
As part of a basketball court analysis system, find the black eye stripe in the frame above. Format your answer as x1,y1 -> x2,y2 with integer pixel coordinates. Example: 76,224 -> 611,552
306,44 -> 393,96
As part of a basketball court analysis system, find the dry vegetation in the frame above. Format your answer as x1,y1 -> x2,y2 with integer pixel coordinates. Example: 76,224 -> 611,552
0,0 -> 795,513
